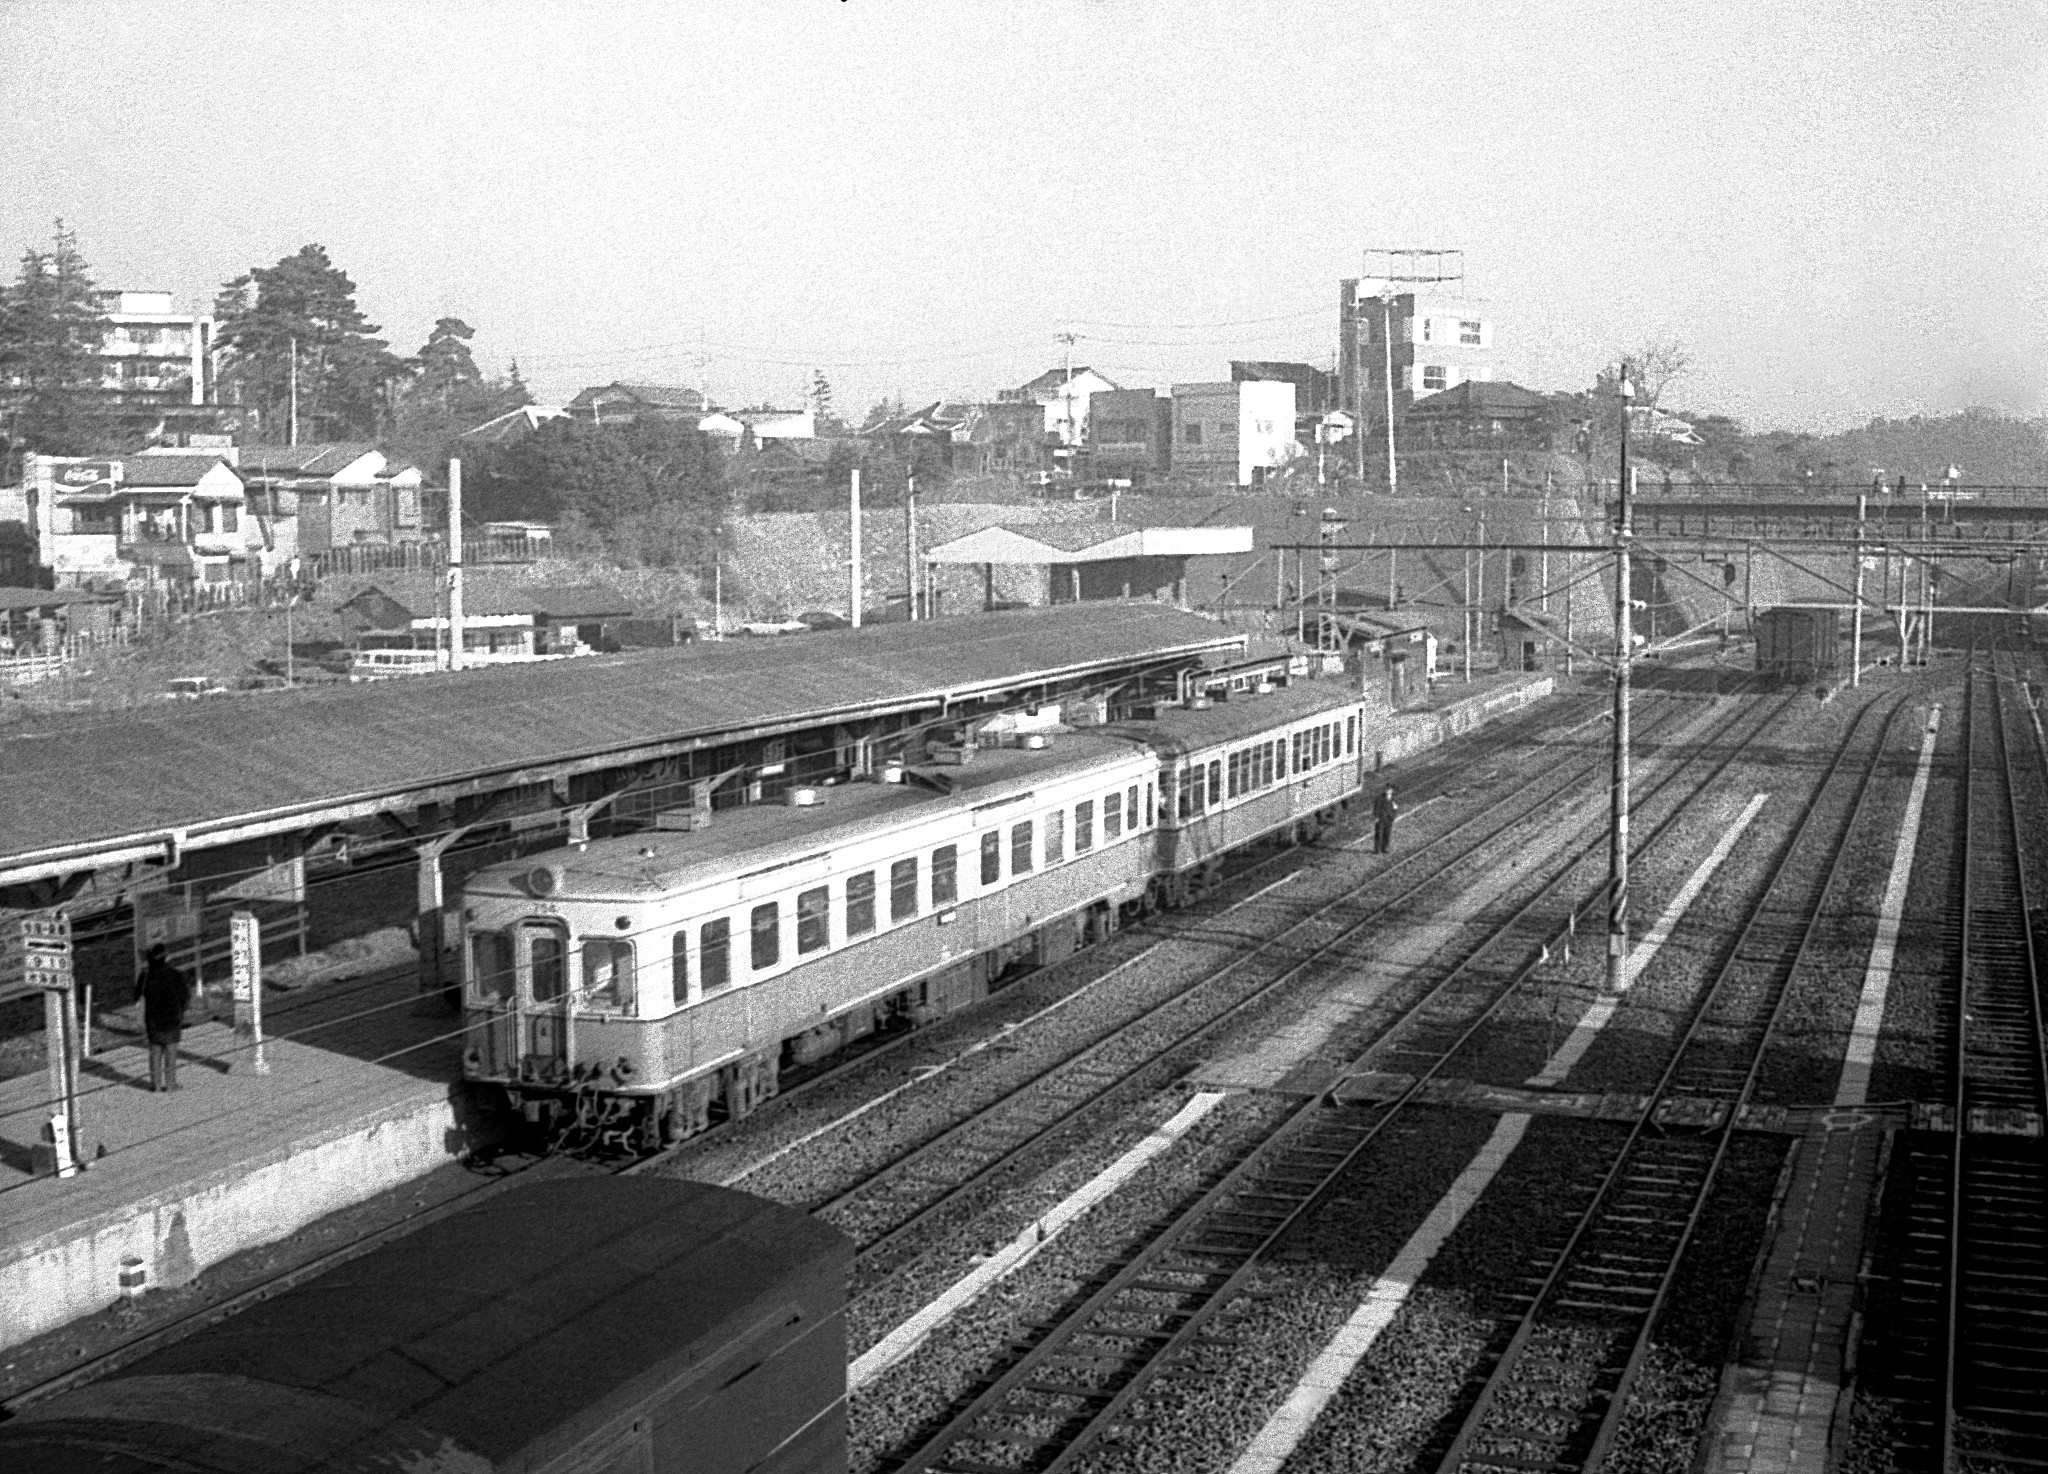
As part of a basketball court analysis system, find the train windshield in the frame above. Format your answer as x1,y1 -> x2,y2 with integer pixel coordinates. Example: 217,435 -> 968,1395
468,921 -> 569,1005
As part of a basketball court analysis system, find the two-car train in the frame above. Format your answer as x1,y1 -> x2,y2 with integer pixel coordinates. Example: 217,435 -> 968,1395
458,673 -> 1379,1151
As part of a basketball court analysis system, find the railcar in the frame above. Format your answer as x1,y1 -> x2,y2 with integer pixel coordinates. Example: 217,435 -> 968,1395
0,1179 -> 853,1474
461,731 -> 1161,1149
1109,679 -> 1372,906
457,676 -> 1376,1150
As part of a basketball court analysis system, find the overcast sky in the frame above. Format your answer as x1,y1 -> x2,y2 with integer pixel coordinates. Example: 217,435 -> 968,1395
4,0 -> 2041,431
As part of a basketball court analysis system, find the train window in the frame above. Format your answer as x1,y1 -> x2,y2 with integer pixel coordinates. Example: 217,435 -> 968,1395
1226,751 -> 1239,799
1012,821 -> 1035,874
980,830 -> 1002,886
1128,785 -> 1140,829
1075,799 -> 1095,852
1175,770 -> 1192,820
1326,723 -> 1336,763
847,872 -> 877,937
581,939 -> 634,1011
1275,738 -> 1287,779
701,918 -> 731,993
472,930 -> 514,1002
891,858 -> 918,922
932,845 -> 958,905
528,928 -> 567,1003
1104,792 -> 1123,839
750,903 -> 780,971
670,931 -> 690,1007
1347,715 -> 1357,755
798,887 -> 830,954
1208,760 -> 1221,806
1045,810 -> 1065,864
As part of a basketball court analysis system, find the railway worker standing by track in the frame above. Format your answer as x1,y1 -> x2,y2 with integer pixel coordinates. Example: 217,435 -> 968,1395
1372,784 -> 1400,854
134,943 -> 193,1093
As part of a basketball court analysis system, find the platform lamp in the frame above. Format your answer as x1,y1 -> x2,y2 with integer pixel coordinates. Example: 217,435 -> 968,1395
1606,372 -> 1636,996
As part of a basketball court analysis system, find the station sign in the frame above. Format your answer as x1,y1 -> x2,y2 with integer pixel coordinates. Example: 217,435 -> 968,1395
0,910 -> 73,1005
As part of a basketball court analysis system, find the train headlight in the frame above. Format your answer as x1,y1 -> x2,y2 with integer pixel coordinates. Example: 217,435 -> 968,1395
526,864 -> 565,897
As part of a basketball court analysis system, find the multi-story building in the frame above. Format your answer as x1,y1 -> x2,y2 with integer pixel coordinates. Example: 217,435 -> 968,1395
1169,380 -> 1298,487
95,291 -> 213,407
1086,389 -> 1172,481
236,444 -> 427,556
1337,282 -> 1494,425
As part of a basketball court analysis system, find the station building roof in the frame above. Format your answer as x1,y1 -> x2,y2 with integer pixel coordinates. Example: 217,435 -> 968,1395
0,604 -> 1240,885
925,522 -> 1254,565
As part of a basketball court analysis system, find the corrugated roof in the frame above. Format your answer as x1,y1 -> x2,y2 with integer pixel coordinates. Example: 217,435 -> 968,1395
0,604 -> 1241,878
114,455 -> 241,488
0,587 -> 117,611
342,575 -> 635,621
1099,678 -> 1361,755
238,443 -> 380,476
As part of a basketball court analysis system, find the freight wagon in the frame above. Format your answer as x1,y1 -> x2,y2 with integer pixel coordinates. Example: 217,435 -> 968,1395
1754,606 -> 1841,681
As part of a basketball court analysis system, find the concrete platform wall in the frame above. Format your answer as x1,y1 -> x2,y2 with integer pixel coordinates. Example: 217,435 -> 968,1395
0,1088 -> 469,1353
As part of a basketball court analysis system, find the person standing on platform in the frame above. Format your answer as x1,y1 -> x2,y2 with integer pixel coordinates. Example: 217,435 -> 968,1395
1372,784 -> 1400,854
134,943 -> 193,1093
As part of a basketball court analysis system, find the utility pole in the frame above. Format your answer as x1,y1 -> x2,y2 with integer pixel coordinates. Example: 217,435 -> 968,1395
905,470 -> 918,621
1606,375 -> 1636,995
1381,295 -> 1398,496
446,458 -> 465,671
287,335 -> 299,447
849,468 -> 862,627
1055,327 -> 1079,473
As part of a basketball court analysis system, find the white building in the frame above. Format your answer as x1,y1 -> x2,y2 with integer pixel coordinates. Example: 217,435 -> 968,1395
95,291 -> 213,406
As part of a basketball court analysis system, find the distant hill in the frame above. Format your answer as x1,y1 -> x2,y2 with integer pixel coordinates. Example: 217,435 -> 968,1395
1652,406 -> 2048,489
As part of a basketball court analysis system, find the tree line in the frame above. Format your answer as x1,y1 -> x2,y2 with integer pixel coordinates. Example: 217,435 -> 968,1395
0,221 -> 732,567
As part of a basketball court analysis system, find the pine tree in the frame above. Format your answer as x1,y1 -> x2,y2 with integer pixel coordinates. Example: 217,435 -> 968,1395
214,245 -> 406,442
0,220 -> 112,455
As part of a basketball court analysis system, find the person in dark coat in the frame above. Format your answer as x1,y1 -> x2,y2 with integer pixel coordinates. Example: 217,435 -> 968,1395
1372,784 -> 1400,854
134,943 -> 193,1092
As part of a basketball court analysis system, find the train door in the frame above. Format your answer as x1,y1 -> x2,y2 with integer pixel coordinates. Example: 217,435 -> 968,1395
519,921 -> 572,1065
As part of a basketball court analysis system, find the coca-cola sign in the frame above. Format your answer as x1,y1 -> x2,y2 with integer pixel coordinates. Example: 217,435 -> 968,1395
57,459 -> 120,488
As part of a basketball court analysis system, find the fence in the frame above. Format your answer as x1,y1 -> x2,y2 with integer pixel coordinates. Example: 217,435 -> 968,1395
306,536 -> 542,579
0,625 -> 135,685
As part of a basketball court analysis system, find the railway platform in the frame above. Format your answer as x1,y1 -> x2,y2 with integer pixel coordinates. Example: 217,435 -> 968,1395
1699,1121 -> 1888,1474
0,964 -> 477,1354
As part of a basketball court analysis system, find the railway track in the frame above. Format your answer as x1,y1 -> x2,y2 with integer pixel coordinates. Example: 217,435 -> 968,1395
864,685 -> 1828,1473
1418,692 -> 1907,1474
793,680 -> 1771,1285
0,678 -> 1625,1418
1864,650 -> 2048,1474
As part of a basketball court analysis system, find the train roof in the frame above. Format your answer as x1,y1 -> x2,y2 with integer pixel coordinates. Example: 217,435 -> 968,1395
1097,675 -> 1363,756
0,1180 -> 852,1471
467,730 -> 1149,903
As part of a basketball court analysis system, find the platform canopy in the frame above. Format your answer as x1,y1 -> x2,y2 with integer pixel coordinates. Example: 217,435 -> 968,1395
924,522 -> 1254,565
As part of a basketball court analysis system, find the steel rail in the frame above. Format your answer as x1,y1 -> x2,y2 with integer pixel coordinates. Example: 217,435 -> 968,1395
873,686 -> 1802,1474
828,679 -> 1744,1273
0,676 -> 1622,1418
1426,692 -> 1905,1474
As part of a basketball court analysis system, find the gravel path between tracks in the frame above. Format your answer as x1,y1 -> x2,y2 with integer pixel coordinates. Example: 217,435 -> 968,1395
1863,685 -> 1965,1104
847,1089 -> 1296,1474
1043,1105 -> 1505,1474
